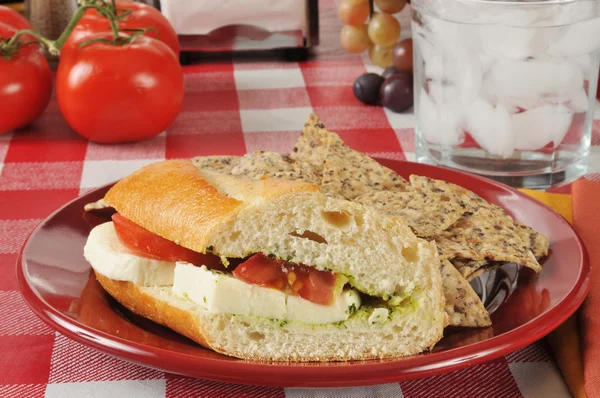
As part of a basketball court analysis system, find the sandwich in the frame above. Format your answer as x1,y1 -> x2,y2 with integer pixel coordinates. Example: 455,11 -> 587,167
84,159 -> 447,361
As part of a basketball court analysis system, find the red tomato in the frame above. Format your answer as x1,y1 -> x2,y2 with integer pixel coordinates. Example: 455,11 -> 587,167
0,6 -> 33,31
63,1 -> 179,57
232,253 -> 340,305
56,32 -> 183,143
0,23 -> 52,134
112,213 -> 225,270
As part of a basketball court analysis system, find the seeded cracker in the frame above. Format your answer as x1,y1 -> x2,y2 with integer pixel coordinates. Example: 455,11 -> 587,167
513,221 -> 550,257
230,151 -> 296,179
290,114 -> 332,178
321,134 -> 409,200
271,169 -> 322,184
436,236 -> 481,261
437,208 -> 541,272
409,175 -> 549,258
441,260 -> 491,327
466,263 -> 503,282
191,156 -> 240,174
355,189 -> 465,238
451,258 -> 489,278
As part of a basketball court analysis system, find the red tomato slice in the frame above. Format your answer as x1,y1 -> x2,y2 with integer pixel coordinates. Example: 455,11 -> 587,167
232,253 -> 340,306
111,213 -> 225,271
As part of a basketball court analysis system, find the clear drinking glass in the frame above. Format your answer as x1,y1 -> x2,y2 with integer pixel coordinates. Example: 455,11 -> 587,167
411,0 -> 600,188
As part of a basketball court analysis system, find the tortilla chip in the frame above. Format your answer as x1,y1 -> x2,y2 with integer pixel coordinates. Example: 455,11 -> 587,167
438,208 -> 541,272
355,188 -> 465,238
271,169 -> 321,184
436,236 -> 481,261
321,133 -> 408,200
441,260 -> 491,327
409,175 -> 486,208
451,259 -> 489,278
290,114 -> 332,178
513,221 -> 550,257
191,156 -> 240,174
230,151 -> 296,179
466,263 -> 503,282
411,175 -> 549,261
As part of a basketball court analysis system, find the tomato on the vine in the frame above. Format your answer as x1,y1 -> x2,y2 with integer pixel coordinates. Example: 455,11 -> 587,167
0,6 -> 33,31
0,23 -> 52,134
56,32 -> 184,143
63,1 -> 179,57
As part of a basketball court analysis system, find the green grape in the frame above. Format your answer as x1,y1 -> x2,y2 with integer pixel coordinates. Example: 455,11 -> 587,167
340,24 -> 371,53
338,0 -> 370,26
368,13 -> 401,47
369,44 -> 395,68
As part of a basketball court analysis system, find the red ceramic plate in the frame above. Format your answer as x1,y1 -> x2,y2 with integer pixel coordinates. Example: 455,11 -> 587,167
17,159 -> 590,388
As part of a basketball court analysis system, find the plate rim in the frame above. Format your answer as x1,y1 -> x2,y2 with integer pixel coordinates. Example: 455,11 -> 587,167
16,159 -> 591,388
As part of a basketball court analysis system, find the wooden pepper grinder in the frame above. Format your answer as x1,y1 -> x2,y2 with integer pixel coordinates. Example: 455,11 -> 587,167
25,0 -> 78,69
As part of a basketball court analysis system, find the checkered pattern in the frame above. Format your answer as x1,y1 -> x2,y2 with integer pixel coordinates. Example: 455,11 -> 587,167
2,0 -> 599,396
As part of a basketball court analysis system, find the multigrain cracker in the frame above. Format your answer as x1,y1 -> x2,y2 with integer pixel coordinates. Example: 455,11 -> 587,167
409,175 -> 549,258
476,203 -> 549,258
231,151 -> 296,179
355,189 -> 465,237
409,175 -> 482,207
321,133 -> 408,200
436,235 -> 481,261
451,259 -> 489,278
466,263 -> 503,282
440,260 -> 491,327
271,169 -> 321,184
437,208 -> 541,272
191,156 -> 240,174
513,221 -> 550,257
290,114 -> 332,178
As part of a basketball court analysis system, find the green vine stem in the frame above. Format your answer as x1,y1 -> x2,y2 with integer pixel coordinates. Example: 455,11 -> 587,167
1,0 -> 155,60
48,3 -> 95,54
1,29 -> 53,54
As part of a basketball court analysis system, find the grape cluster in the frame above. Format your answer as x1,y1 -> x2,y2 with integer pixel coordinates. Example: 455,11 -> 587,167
353,38 -> 414,113
339,0 -> 414,113
338,0 -> 407,67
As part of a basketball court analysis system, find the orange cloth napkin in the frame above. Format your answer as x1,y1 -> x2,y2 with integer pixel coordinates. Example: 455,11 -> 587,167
521,180 -> 600,398
521,189 -> 585,398
572,181 -> 600,398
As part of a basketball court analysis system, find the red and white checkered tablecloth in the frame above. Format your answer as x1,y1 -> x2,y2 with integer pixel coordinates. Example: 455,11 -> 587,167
2,0 -> 600,396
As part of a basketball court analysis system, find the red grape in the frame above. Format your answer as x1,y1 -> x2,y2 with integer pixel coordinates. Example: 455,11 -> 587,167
393,39 -> 414,73
382,66 -> 398,79
353,73 -> 385,105
380,73 -> 413,112
375,0 -> 407,14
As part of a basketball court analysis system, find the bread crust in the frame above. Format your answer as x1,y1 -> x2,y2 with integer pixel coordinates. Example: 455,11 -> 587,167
95,271 -> 445,361
103,159 -> 319,254
95,272 -> 219,352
